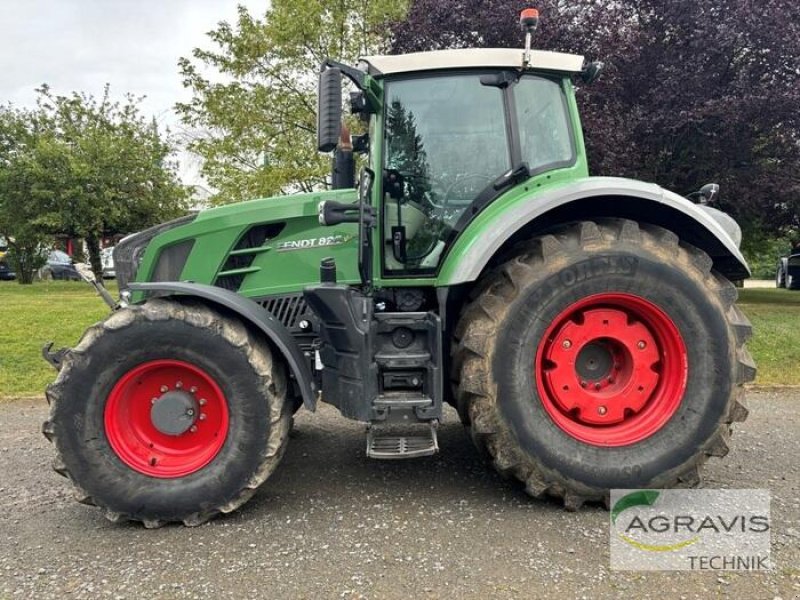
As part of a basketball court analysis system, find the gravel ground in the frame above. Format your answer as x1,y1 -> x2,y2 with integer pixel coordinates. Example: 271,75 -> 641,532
1,390 -> 798,600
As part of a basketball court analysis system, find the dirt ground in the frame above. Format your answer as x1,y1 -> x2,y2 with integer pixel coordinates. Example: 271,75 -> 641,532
1,389 -> 798,599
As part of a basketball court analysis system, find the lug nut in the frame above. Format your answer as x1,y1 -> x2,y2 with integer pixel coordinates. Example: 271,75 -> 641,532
607,377 -> 614,384
598,406 -> 607,416
580,381 -> 587,388
637,341 -> 647,350
160,385 -> 168,393
189,386 -> 198,394
199,413 -> 207,421
151,397 -> 158,405
594,382 -> 601,390
190,425 -> 198,433
199,399 -> 207,406
176,381 -> 183,389
562,339 -> 572,350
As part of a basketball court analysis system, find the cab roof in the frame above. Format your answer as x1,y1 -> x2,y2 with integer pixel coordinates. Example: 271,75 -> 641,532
360,48 -> 585,77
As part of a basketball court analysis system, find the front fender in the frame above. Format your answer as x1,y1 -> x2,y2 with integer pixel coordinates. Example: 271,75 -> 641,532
436,176 -> 750,285
129,282 -> 316,410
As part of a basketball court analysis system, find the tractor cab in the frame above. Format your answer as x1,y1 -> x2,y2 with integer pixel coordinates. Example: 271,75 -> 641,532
317,13 -> 601,283
366,49 -> 585,273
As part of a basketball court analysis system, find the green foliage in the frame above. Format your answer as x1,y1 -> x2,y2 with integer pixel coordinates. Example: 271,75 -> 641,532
0,107 -> 59,283
177,0 -> 409,204
740,225 -> 792,280
0,86 -> 189,282
5,246 -> 47,284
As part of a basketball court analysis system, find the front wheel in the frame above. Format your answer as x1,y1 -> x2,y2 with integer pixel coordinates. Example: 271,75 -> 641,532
453,220 -> 755,508
43,299 -> 292,526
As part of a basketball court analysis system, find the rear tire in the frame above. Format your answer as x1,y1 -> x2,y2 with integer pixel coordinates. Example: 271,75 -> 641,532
453,220 -> 754,509
43,299 -> 292,526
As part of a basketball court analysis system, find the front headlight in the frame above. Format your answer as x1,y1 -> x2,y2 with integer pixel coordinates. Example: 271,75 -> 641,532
113,214 -> 196,290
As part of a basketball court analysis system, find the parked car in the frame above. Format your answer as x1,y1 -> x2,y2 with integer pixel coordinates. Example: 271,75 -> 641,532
0,259 -> 15,280
776,249 -> 800,289
39,250 -> 83,281
101,246 -> 115,279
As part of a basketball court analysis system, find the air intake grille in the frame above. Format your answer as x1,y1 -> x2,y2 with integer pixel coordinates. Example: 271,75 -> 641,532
214,222 -> 285,291
258,294 -> 308,329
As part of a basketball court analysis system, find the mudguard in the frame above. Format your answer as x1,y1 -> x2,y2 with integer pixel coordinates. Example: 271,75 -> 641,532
129,282 -> 316,410
436,176 -> 750,286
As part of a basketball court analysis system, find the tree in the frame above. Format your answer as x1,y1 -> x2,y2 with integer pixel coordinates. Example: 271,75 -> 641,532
177,0 -> 409,204
0,86 -> 189,283
36,85 -> 189,279
0,107 -> 55,283
389,0 -> 800,237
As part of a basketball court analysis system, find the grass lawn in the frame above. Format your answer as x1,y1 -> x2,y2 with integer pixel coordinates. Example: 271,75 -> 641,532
0,280 -> 116,397
0,281 -> 799,398
737,288 -> 800,386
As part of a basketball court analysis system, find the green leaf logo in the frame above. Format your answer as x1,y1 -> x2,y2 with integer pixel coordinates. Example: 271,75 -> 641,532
612,490 -> 700,552
612,490 -> 660,524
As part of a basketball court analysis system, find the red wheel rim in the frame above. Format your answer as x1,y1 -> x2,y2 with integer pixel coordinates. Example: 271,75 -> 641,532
535,293 -> 687,447
104,360 -> 229,478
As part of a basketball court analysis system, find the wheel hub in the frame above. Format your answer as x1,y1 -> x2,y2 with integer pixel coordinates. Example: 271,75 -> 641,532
535,293 -> 688,446
104,360 -> 229,478
150,390 -> 198,436
574,341 -> 614,382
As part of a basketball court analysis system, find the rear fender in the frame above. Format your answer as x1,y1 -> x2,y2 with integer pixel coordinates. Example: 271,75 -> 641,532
129,282 -> 316,410
436,177 -> 750,285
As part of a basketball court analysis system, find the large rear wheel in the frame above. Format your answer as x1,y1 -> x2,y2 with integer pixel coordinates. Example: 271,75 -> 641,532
43,299 -> 292,526
453,220 -> 755,508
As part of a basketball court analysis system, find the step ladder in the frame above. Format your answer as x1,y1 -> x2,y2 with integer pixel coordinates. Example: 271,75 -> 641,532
366,420 -> 439,459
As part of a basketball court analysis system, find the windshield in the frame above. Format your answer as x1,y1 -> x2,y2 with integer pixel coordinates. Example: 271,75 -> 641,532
383,74 -> 510,271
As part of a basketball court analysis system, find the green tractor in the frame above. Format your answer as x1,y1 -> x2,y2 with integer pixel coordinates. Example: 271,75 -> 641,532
43,10 -> 754,527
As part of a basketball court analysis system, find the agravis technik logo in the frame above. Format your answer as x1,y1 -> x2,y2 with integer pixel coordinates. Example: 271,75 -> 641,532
610,489 -> 771,571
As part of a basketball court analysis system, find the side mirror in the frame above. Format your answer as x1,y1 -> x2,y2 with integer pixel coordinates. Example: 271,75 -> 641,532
317,67 -> 343,153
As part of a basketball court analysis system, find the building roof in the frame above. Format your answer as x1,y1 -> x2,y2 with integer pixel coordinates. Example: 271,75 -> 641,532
360,48 -> 585,77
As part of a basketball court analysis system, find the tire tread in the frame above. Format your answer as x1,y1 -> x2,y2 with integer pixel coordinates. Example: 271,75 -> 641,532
452,219 -> 753,509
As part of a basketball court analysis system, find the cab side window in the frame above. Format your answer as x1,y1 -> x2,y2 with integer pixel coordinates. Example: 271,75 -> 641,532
514,77 -> 575,173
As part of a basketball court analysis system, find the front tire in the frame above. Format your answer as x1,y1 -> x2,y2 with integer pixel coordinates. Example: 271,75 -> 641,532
453,220 -> 755,509
43,299 -> 292,526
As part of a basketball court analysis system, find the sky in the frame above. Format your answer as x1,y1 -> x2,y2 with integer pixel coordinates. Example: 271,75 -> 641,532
0,0 -> 266,186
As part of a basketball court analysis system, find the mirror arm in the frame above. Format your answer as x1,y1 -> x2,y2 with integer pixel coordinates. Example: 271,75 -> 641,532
321,60 -> 382,109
